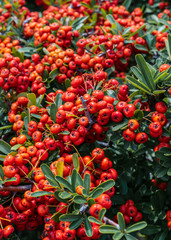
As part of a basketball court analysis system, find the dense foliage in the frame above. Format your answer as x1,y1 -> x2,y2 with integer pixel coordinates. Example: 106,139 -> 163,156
0,0 -> 170,240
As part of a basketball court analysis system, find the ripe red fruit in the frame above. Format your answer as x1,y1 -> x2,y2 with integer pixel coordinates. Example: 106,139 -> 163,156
123,104 -> 136,118
123,129 -> 135,141
89,204 -> 103,218
135,132 -> 148,144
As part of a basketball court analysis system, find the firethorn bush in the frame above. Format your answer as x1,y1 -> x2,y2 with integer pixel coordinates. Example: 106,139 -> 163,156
0,0 -> 170,240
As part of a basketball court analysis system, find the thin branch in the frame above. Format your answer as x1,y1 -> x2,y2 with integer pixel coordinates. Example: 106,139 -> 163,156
0,185 -> 32,192
103,216 -> 120,230
80,96 -> 94,125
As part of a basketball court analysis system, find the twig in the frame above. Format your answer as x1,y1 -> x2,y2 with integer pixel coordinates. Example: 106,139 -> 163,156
80,96 -> 94,125
103,216 -> 120,230
0,185 -> 32,192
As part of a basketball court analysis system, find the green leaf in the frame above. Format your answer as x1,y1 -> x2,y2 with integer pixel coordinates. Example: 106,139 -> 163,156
57,160 -> 64,177
60,214 -> 82,222
106,14 -> 122,32
73,195 -> 87,204
0,140 -> 11,155
135,54 -> 155,91
59,191 -> 72,199
112,119 -> 128,132
99,208 -> 106,221
43,47 -> 49,56
153,90 -> 166,95
55,176 -> 73,192
83,173 -> 90,195
167,168 -> 171,176
88,216 -> 102,225
134,44 -> 148,51
72,16 -> 88,31
134,110 -> 144,120
11,47 -> 24,62
0,125 -> 12,130
117,212 -> 125,232
91,187 -> 103,199
125,234 -> 138,240
123,0 -> 132,9
72,153 -> 79,172
55,93 -> 62,108
0,165 -> 4,180
84,216 -> 93,237
126,221 -> 147,233
100,225 -> 119,234
99,44 -> 106,53
141,225 -> 161,235
31,191 -> 53,197
126,76 -> 153,95
49,68 -> 59,79
41,164 -> 60,188
52,211 -> 63,223
27,93 -> 37,106
113,232 -> 124,240
165,35 -> 171,60
101,8 -> 107,18
11,144 -> 22,151
69,217 -> 83,230
31,114 -> 41,120
4,176 -> 16,182
50,103 -> 57,122
36,94 -> 44,107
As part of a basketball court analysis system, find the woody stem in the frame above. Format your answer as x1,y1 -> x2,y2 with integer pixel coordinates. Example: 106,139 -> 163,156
0,184 -> 32,192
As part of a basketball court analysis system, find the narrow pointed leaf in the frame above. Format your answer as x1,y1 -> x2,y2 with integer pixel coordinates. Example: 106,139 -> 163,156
69,217 -> 83,230
113,232 -> 124,240
84,216 -> 93,237
83,173 -> 90,195
126,76 -> 153,95
56,176 -> 73,192
117,212 -> 125,231
60,214 -> 82,222
100,225 -> 119,234
126,221 -> 147,233
135,54 -> 155,91
125,234 -> 138,240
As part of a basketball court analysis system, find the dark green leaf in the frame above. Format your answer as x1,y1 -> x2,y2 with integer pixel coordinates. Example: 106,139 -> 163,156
126,76 -> 152,95
72,17 -> 88,31
60,214 -> 82,222
73,153 -> 79,172
123,0 -> 132,9
113,232 -> 124,240
125,234 -> 138,240
59,191 -> 72,199
69,217 -> 83,230
49,68 -> 59,79
55,176 -> 73,192
31,191 -> 53,197
0,140 -> 11,155
84,216 -> 93,237
0,165 -> 4,180
99,208 -> 106,221
117,212 -> 125,231
88,216 -> 102,225
91,188 -> 103,199
135,54 -> 155,91
41,163 -> 60,187
126,221 -> 147,233
100,225 -> 119,234
134,110 -> 144,120
50,103 -> 57,122
73,195 -> 87,204
83,173 -> 90,195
